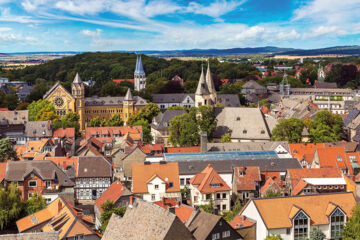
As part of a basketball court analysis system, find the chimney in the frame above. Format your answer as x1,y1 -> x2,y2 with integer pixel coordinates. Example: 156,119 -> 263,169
129,196 -> 133,207
63,160 -> 67,170
169,207 -> 175,214
58,200 -> 63,213
200,131 -> 207,153
66,153 -> 70,159
76,211 -> 83,220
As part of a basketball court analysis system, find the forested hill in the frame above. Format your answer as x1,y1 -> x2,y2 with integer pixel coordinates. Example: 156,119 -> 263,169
0,52 -> 260,100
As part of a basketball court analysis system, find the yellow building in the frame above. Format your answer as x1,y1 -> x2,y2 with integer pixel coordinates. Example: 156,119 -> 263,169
44,73 -> 147,131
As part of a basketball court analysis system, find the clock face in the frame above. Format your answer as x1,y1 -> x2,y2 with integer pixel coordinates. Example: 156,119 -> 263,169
54,97 -> 64,107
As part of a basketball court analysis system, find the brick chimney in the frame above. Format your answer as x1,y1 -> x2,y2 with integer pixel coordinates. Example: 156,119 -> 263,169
58,200 -> 63,213
200,131 -> 207,153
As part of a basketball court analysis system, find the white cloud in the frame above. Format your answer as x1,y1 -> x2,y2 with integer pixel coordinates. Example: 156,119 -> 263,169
21,0 -> 49,11
55,0 -> 106,15
0,27 -> 11,31
186,0 -> 245,18
0,7 -> 39,23
81,28 -> 102,37
303,26 -> 347,38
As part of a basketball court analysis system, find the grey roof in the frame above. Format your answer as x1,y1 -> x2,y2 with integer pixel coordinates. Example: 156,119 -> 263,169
25,121 -> 52,138
242,80 -> 266,90
102,199 -> 194,240
187,211 -> 221,240
73,72 -> 82,84
291,88 -> 354,96
178,158 -> 302,175
5,160 -> 74,187
134,55 -> 145,75
124,88 -> 134,101
344,109 -> 360,127
195,67 -> 210,95
0,110 -> 28,125
0,232 -> 59,240
152,93 -> 194,104
206,62 -> 216,94
84,96 -> 146,106
314,81 -> 337,88
77,156 -> 112,178
325,142 -> 359,152
165,151 -> 279,162
213,107 -> 271,140
17,85 -> 34,99
217,94 -> 241,107
151,110 -> 187,130
207,141 -> 289,153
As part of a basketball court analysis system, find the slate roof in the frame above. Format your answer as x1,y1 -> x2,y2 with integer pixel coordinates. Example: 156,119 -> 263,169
102,199 -> 194,240
152,93 -> 194,104
77,156 -> 112,178
0,110 -> 28,125
213,107 -> 271,140
242,80 -> 266,90
5,160 -> 74,187
313,81 -> 337,88
207,141 -> 289,153
178,158 -> 302,175
290,88 -> 354,96
124,88 -> 134,101
84,95 -> 146,106
25,121 -> 52,138
151,110 -> 187,130
217,94 -> 241,107
195,67 -> 210,95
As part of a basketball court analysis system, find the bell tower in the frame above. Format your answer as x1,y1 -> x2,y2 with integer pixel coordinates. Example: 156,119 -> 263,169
123,88 -> 134,123
71,72 -> 85,131
134,54 -> 146,92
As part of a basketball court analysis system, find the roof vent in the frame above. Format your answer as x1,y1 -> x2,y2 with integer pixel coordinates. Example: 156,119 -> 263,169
84,168 -> 87,172
270,162 -> 275,167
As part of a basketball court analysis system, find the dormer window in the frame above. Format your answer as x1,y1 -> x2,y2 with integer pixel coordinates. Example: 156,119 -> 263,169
349,155 -> 356,163
243,130 -> 247,134
210,183 -> 221,188
236,117 -> 240,121
331,208 -> 345,239
336,155 -> 342,161
261,130 -> 265,134
294,211 -> 309,240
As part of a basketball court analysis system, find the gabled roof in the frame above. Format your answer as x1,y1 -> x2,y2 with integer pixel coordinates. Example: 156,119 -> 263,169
132,162 -> 180,194
154,199 -> 195,224
189,164 -> 231,193
260,176 -> 281,194
53,128 -> 75,138
289,143 -> 325,164
77,156 -> 112,178
95,180 -> 132,213
151,110 -> 187,130
315,146 -> 347,169
233,166 -> 261,191
287,168 -> 342,189
102,199 -> 193,240
242,192 -> 356,229
242,80 -> 266,90
230,215 -> 255,230
43,81 -> 74,100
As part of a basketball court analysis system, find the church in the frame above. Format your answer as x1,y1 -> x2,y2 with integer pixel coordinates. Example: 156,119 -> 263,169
44,74 -> 147,131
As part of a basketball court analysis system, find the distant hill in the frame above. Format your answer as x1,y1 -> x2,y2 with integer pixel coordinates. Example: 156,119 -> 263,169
0,53 -> 8,57
277,46 -> 360,56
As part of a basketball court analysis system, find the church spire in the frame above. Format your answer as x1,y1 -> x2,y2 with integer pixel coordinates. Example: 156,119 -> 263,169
134,54 -> 145,74
124,88 -> 134,101
206,60 -> 216,95
73,72 -> 82,84
195,65 -> 210,95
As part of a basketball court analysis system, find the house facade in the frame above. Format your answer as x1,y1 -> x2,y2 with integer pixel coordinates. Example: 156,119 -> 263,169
232,166 -> 261,202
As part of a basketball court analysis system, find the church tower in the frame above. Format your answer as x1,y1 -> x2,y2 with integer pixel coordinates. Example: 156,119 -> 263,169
205,61 -> 217,104
71,72 -> 85,131
318,64 -> 325,81
123,88 -> 135,123
134,55 -> 146,92
195,66 -> 212,107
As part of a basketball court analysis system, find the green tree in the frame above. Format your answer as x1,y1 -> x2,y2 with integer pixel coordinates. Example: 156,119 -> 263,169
51,112 -> 80,136
309,110 -> 343,143
265,235 -> 283,240
25,193 -> 46,215
106,114 -> 124,126
220,133 -> 231,143
271,118 -> 305,143
199,195 -> 214,214
261,189 -> 282,198
127,102 -> 160,125
169,113 -> 200,146
195,106 -> 217,141
342,203 -> 360,240
223,198 -> 243,223
99,200 -> 126,233
0,138 -> 18,161
310,227 -> 326,240
0,183 -> 25,230
132,119 -> 152,143
25,82 -> 50,102
1,94 -> 19,110
27,99 -> 57,121
88,116 -> 101,127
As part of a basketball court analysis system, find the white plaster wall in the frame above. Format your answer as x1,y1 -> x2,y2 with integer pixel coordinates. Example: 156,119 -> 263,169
144,177 -> 166,202
241,201 -> 268,240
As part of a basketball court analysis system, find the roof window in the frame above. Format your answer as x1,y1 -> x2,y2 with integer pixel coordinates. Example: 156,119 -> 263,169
336,155 -> 343,161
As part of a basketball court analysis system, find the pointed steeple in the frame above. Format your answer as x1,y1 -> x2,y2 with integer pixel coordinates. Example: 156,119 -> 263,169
134,54 -> 145,74
124,88 -> 134,101
73,72 -> 82,84
206,60 -> 216,95
134,55 -> 139,73
195,65 -> 210,95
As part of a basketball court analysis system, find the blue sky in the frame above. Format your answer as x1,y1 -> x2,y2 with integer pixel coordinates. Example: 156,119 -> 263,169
0,0 -> 360,52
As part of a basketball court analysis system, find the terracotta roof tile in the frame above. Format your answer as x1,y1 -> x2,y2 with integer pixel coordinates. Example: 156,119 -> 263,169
189,164 -> 231,193
260,177 -> 281,194
165,146 -> 201,153
287,168 -> 342,189
289,143 -> 325,164
233,166 -> 261,191
139,144 -> 164,154
230,215 -> 255,229
132,162 -> 180,194
53,128 -> 75,138
291,179 -> 308,195
316,146 -> 347,169
95,181 -> 131,213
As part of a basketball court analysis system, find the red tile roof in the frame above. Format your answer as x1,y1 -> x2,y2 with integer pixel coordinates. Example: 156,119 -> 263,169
233,166 -> 261,191
287,168 -> 342,189
190,164 -> 231,193
291,179 -> 308,195
95,180 -> 130,213
112,79 -> 134,84
260,177 -> 281,194
289,143 -> 325,164
165,146 -> 201,153
154,199 -> 195,224
53,128 -> 75,138
0,108 -> 9,111
139,144 -> 164,154
0,162 -> 6,182
85,126 -> 142,141
230,215 -> 255,230
316,146 -> 347,169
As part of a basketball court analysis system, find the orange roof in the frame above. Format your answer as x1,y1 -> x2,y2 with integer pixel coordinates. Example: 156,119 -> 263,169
0,162 -> 7,182
291,179 -> 308,195
113,79 -> 134,84
260,177 -> 281,194
230,215 -> 255,229
233,166 -> 261,191
27,138 -> 51,152
14,145 -> 26,160
95,181 -> 131,213
53,128 -> 75,138
139,144 -> 164,154
154,199 -> 195,224
242,192 -> 356,229
33,153 -> 47,160
288,143 -> 325,164
85,126 -> 142,140
22,152 -> 36,158
132,162 -> 180,194
287,168 -> 342,189
166,146 -> 201,153
316,146 -> 347,169
189,164 -> 231,193
345,152 -> 360,175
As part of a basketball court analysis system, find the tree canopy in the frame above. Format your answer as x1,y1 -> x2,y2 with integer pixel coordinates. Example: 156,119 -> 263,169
127,102 -> 160,125
0,184 -> 24,230
27,99 -> 59,122
271,118 -> 305,143
309,110 -> 343,142
342,203 -> 360,240
99,200 -> 126,233
0,138 -> 18,161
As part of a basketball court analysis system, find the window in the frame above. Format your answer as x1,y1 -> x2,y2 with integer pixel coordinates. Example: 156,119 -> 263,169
329,186 -> 333,189
223,193 -> 227,199
186,178 -> 191,185
155,185 -> 159,190
45,180 -> 51,188
28,180 -> 37,187
217,204 -> 220,210
222,230 -> 230,238
180,178 -> 185,186
331,208 -> 345,239
242,192 -> 249,199
194,196 -> 198,202
206,194 -> 211,200
216,193 -> 221,199
286,228 -> 291,235
222,204 -> 226,210
336,155 -> 343,161
294,211 -> 308,240
75,234 -> 84,240
151,194 -> 155,201
212,233 -> 220,240
350,155 -> 357,163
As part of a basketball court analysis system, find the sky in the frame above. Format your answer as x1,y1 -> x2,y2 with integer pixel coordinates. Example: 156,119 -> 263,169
1,0 -> 360,52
